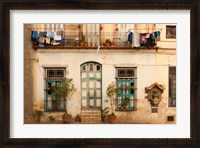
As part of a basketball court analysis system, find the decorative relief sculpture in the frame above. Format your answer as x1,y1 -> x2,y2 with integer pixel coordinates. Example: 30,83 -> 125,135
145,83 -> 164,107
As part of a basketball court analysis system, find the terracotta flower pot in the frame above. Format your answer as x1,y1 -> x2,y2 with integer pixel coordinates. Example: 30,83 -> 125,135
36,116 -> 41,122
108,115 -> 117,124
62,115 -> 72,124
106,42 -> 111,47
80,41 -> 85,47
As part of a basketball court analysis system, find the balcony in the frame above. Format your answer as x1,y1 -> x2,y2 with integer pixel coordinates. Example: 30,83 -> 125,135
32,32 -> 160,50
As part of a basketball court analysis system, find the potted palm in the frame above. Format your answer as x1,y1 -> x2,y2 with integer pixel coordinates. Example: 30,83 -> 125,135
106,82 -> 121,124
51,78 -> 76,123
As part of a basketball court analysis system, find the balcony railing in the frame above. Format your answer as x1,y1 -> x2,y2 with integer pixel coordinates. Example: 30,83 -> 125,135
32,31 -> 159,50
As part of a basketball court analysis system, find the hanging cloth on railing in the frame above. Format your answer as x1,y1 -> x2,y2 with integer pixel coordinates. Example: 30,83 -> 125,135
128,32 -> 133,42
133,32 -> 140,47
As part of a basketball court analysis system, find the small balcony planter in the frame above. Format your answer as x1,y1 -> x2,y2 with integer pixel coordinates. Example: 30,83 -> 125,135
79,41 -> 85,47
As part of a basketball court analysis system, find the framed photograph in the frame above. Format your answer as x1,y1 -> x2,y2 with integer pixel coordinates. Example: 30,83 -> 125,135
1,0 -> 199,147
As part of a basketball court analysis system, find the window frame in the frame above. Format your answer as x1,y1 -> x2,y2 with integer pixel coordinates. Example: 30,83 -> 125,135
44,67 -> 66,111
115,67 -> 137,111
168,66 -> 176,107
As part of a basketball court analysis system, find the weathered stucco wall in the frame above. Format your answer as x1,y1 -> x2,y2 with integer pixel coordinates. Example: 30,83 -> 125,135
34,49 -> 176,124
24,24 -> 35,123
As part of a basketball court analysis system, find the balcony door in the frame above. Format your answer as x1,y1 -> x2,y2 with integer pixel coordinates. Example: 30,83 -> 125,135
81,62 -> 102,109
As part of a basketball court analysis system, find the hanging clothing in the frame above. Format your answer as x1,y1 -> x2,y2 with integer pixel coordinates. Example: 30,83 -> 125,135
45,36 -> 51,44
145,34 -> 150,38
128,32 -> 133,42
156,31 -> 161,37
54,32 -> 62,40
31,31 -> 38,41
133,32 -> 140,47
49,32 -> 55,38
140,33 -> 147,46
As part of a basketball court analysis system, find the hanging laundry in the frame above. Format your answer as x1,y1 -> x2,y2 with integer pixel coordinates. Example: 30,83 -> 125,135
51,40 -> 60,45
133,32 -> 140,48
45,36 -> 51,44
57,30 -> 64,35
156,31 -> 161,41
128,32 -> 133,42
49,32 -> 55,38
156,31 -> 161,37
145,34 -> 150,38
38,36 -> 44,47
31,31 -> 38,41
54,31 -> 62,41
140,33 -> 147,46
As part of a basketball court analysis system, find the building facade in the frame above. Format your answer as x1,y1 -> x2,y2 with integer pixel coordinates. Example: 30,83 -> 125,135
24,24 -> 176,124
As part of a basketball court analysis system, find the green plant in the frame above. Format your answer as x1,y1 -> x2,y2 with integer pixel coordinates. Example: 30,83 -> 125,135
101,107 -> 110,121
102,107 -> 110,118
106,82 -> 121,116
48,115 -> 56,121
50,78 -> 76,114
105,39 -> 111,43
75,114 -> 81,122
120,96 -> 129,109
33,109 -> 44,122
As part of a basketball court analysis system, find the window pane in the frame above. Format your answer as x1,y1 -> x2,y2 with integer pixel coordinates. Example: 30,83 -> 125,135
127,69 -> 134,77
118,69 -> 125,77
90,64 -> 93,71
47,82 -> 52,94
56,70 -> 64,77
47,70 -> 55,77
118,68 -> 135,77
46,68 -> 65,78
169,66 -> 176,107
96,65 -> 101,71
82,65 -> 86,71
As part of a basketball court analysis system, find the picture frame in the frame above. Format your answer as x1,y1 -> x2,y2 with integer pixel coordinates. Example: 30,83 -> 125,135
0,0 -> 199,147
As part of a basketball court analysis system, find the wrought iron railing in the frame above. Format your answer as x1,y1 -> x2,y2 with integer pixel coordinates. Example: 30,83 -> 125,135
44,100 -> 66,111
116,99 -> 137,111
32,31 -> 158,48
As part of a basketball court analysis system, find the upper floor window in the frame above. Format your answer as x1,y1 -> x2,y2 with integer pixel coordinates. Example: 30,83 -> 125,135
166,25 -> 176,39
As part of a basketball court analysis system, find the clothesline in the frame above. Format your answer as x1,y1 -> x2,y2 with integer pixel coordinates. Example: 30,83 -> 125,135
126,28 -> 163,34
29,28 -> 63,31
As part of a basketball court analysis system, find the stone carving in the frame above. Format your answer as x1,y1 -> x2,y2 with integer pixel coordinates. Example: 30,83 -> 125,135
145,83 -> 164,107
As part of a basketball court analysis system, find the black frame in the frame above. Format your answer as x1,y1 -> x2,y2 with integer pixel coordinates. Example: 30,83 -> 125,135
0,0 -> 199,147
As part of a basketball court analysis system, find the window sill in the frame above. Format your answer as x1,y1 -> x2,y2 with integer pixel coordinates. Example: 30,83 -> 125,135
115,109 -> 136,112
44,110 -> 65,113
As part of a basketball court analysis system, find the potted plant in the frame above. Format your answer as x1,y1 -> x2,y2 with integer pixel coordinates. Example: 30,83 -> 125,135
105,39 -> 112,47
101,107 -> 110,122
120,96 -> 129,110
62,111 -> 73,123
33,109 -> 44,122
106,82 -> 121,124
79,36 -> 85,47
51,78 -> 76,123
75,114 -> 81,122
48,115 -> 56,122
